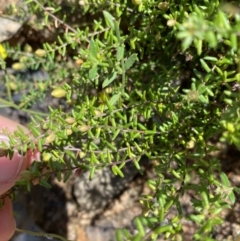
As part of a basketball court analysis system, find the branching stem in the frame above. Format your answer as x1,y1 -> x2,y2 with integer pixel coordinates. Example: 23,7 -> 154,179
16,228 -> 72,241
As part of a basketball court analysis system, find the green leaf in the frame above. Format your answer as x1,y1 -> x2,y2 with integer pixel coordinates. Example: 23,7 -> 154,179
154,225 -> 173,235
63,170 -> 72,182
39,179 -> 52,188
122,229 -> 131,239
205,31 -> 217,48
230,33 -> 237,50
109,93 -> 121,106
206,88 -> 214,96
117,45 -> 125,61
182,36 -> 193,51
124,54 -> 138,71
56,171 -> 62,182
37,138 -> 43,152
89,39 -> 98,58
200,59 -> 211,73
112,129 -> 121,141
102,72 -> 118,88
112,165 -> 118,175
199,95 -> 209,103
103,11 -> 115,29
133,160 -> 141,170
89,65 -> 98,80
234,187 -> 240,194
116,229 -> 123,241
112,165 -> 124,177
220,172 -> 230,186
194,39 -> 202,55
89,166 -> 96,180
189,214 -> 205,223
203,56 -> 218,62
229,191 -> 236,204
134,217 -> 145,236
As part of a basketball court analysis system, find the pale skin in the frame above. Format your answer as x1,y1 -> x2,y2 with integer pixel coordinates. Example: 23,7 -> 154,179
0,115 -> 37,241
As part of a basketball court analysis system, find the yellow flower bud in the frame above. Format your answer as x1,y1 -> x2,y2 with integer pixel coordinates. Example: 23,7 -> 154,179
24,44 -> 33,53
45,133 -> 56,144
42,123 -> 48,130
66,129 -> 72,135
75,59 -> 84,66
94,109 -> 103,117
65,117 -> 76,124
132,0 -> 142,5
43,152 -> 52,161
51,88 -> 66,98
226,122 -> 235,133
167,19 -> 176,27
105,87 -> 113,94
186,140 -> 195,149
19,56 -> 29,63
78,125 -> 91,132
35,49 -> 46,57
158,2 -> 169,10
12,62 -> 25,70
8,82 -> 18,91
79,151 -> 86,158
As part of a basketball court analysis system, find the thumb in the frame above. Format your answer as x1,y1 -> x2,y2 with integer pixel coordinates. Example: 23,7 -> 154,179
0,134 -> 30,195
0,197 -> 15,241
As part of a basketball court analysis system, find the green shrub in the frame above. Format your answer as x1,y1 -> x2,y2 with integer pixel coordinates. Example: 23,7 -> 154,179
1,0 -> 240,240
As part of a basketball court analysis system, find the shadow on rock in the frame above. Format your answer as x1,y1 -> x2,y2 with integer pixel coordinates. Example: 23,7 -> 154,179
12,182 -> 68,241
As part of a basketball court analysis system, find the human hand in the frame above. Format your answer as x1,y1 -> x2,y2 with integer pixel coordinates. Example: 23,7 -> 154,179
0,115 -> 37,241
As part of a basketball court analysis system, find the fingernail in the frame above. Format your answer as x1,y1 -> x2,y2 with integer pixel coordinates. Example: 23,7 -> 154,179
0,134 -> 10,145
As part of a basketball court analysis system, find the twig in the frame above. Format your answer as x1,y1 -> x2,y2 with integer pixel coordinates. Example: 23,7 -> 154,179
16,228 -> 72,241
0,98 -> 48,117
31,0 -> 77,34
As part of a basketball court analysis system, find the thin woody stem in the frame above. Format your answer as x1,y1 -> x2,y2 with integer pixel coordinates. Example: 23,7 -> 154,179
16,228 -> 72,241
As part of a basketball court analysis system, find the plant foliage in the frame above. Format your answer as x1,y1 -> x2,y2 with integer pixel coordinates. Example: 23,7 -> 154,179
1,0 -> 240,240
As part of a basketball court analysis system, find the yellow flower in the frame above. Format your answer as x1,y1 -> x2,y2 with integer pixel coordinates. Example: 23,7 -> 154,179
0,44 -> 7,59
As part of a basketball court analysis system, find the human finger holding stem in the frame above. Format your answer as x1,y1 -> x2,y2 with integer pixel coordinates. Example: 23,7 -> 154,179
0,115 -> 39,241
0,116 -> 71,241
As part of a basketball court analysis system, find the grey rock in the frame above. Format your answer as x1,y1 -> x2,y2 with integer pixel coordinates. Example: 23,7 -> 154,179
0,68 -> 49,82
14,69 -> 50,82
0,17 -> 24,42
86,225 -> 116,241
73,162 -> 140,212
0,0 -> 29,42
0,68 -> 50,119
11,184 -> 68,241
